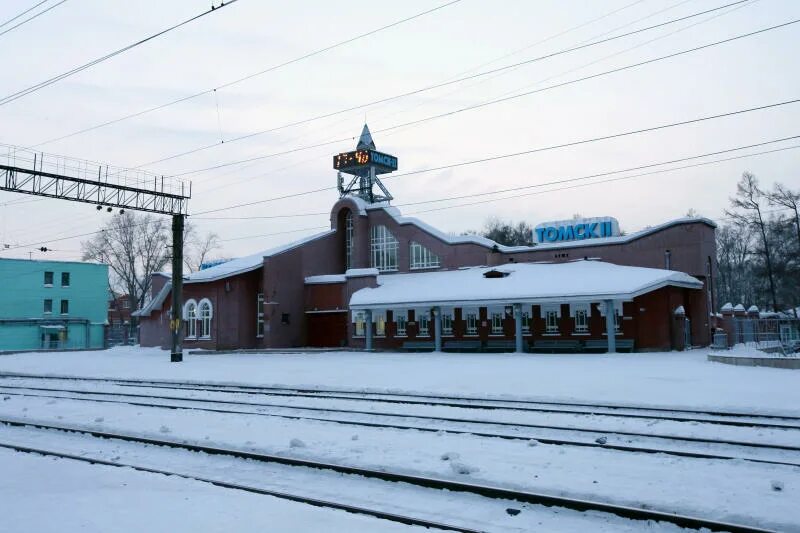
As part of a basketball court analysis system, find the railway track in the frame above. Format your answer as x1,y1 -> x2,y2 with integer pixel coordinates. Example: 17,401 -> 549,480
2,384 -> 799,467
0,417 -> 777,533
2,372 -> 797,429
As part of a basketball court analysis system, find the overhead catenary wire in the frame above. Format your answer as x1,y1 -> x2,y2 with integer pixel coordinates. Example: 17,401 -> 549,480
173,16 -> 798,179
139,0 -> 754,171
3,137 -> 797,252
190,97 -> 800,216
0,0 -> 50,28
189,0 -> 754,197
0,0 -> 243,108
0,0 -> 67,38
30,0 -> 464,148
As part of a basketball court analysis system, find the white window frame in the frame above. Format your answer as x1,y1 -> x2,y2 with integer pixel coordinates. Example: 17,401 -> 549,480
370,225 -> 399,272
441,310 -> 454,336
597,302 -> 623,334
198,298 -> 213,339
416,309 -> 430,337
256,293 -> 265,338
490,312 -> 504,335
521,311 -> 531,334
394,310 -> 408,337
184,299 -> 198,339
345,211 -> 354,271
465,312 -> 478,336
353,311 -> 365,337
570,303 -> 590,334
410,241 -> 441,270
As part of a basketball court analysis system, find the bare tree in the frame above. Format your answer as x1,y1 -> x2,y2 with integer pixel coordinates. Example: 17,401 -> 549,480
767,183 -> 800,251
725,172 -> 779,311
81,212 -> 170,322
183,223 -> 222,273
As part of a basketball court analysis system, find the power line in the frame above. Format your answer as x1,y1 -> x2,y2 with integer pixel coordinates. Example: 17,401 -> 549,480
406,145 -> 800,216
142,0 -> 753,170
190,0 -> 752,196
175,16 -> 796,178
191,135 -> 800,221
0,0 -> 49,28
30,0 -> 463,148
0,0 -> 66,38
0,0 -> 242,107
191,97 -> 800,215
5,136 -> 798,250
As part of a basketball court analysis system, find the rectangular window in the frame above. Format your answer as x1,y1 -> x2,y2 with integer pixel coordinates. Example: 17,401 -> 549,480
122,300 -> 130,309
60,300 -> 69,315
410,242 -> 441,270
370,225 -> 399,272
574,309 -> 589,333
521,312 -> 531,334
465,313 -> 478,335
545,311 -> 559,334
490,312 -> 504,335
442,313 -> 453,335
354,312 -> 365,337
395,312 -> 407,337
61,272 -> 70,287
256,293 -> 265,337
614,309 -> 621,332
375,313 -> 386,337
44,271 -> 53,286
43,299 -> 52,314
417,311 -> 430,336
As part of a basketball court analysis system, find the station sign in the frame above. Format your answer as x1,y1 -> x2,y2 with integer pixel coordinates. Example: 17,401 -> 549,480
534,217 -> 620,244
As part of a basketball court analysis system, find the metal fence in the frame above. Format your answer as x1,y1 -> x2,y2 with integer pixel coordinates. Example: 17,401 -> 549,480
731,318 -> 800,355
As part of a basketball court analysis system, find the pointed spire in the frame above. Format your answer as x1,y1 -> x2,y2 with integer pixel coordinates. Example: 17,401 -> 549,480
356,123 -> 376,150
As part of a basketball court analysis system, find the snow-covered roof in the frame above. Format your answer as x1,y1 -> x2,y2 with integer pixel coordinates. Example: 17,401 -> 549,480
721,303 -> 734,312
155,230 -> 335,284
132,282 -> 172,317
734,304 -> 746,312
747,305 -> 759,313
350,260 -> 702,309
361,201 -> 715,253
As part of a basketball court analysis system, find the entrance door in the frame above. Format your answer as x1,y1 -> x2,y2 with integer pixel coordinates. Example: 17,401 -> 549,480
307,313 -> 348,347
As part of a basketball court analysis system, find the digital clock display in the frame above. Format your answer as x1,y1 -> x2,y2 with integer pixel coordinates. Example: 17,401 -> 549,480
333,149 -> 398,174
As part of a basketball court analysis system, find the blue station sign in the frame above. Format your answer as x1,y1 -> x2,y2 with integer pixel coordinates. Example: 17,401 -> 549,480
534,217 -> 620,244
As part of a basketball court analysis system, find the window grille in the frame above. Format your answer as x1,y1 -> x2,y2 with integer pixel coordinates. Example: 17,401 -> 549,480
370,225 -> 399,272
410,241 -> 441,269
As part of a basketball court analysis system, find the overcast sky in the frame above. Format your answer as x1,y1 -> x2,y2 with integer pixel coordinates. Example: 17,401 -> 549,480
0,0 -> 798,262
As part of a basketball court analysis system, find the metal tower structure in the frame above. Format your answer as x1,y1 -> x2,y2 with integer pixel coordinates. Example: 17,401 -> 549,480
0,144 -> 191,362
334,124 -> 397,203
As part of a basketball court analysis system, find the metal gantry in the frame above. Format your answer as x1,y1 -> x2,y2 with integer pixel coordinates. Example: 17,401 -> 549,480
0,145 -> 190,216
0,143 -> 191,362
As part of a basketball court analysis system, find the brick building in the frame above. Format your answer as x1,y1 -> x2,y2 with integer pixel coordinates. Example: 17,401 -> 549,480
135,127 -> 716,353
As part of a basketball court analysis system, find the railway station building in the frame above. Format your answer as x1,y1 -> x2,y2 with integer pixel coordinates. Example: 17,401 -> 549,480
136,126 -> 716,353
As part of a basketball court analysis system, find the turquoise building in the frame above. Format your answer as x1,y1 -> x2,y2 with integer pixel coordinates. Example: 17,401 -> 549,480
0,258 -> 109,351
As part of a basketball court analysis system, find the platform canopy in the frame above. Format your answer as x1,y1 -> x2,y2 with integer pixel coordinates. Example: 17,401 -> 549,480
349,260 -> 702,310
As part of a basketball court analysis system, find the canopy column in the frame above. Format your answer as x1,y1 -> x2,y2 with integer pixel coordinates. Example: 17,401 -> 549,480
365,309 -> 373,351
514,303 -> 523,353
433,306 -> 442,352
604,299 -> 617,353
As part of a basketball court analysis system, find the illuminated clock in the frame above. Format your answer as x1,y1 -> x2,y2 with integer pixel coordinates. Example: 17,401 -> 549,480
333,149 -> 398,175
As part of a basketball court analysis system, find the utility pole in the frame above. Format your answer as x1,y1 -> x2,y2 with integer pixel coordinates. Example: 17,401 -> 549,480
170,214 -> 184,362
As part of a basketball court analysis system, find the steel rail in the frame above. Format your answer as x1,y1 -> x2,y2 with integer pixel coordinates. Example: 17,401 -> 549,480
3,372 -> 797,425
0,418 -> 777,533
0,441 -> 477,533
2,387 -> 799,468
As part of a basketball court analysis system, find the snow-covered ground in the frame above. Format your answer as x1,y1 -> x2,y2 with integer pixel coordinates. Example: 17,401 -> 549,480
0,448 -> 425,533
1,346 -> 798,531
1,346 -> 798,413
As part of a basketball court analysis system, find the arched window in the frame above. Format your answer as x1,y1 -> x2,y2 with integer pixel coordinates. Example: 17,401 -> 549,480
183,299 -> 198,339
345,211 -> 354,270
198,298 -> 213,339
370,225 -> 398,272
